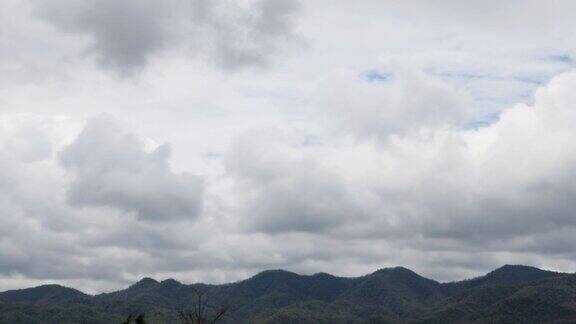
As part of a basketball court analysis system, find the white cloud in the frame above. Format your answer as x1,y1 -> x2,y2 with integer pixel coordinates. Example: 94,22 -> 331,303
60,117 -> 203,221
224,70 -> 576,278
318,69 -> 471,141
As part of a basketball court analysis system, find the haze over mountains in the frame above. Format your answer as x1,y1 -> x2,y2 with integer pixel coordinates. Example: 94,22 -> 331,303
1,264 -> 575,323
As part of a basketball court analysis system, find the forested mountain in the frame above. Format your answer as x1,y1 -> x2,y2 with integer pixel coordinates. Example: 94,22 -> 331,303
0,265 -> 574,323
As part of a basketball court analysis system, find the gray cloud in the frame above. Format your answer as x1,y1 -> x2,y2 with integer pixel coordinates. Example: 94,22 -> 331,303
224,71 -> 576,272
207,0 -> 301,70
60,117 -> 203,221
226,130 -> 377,233
0,116 -> 214,290
70,0 -> 166,74
36,0 -> 301,75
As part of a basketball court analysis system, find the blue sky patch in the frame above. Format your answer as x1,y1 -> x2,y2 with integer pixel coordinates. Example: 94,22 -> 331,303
362,70 -> 392,82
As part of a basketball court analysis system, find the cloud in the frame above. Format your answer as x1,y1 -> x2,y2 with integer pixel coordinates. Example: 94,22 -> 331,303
5,71 -> 576,294
35,0 -> 301,75
319,70 -> 471,141
222,71 -> 472,234
208,0 -> 301,70
0,115 -> 215,290
226,129 -> 378,233
60,117 -> 203,221
54,0 -> 166,74
225,71 -> 576,270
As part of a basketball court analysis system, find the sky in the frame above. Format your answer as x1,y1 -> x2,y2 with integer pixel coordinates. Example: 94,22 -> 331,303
2,0 -> 576,293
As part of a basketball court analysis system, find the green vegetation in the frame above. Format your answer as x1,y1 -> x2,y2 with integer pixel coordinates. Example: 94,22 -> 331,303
0,265 -> 574,323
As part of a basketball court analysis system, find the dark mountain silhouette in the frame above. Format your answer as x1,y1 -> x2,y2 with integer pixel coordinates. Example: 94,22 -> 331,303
461,264 -> 561,287
0,284 -> 87,305
0,264 -> 573,323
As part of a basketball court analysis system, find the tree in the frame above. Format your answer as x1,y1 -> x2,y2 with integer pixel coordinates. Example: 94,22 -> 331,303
178,287 -> 228,324
122,314 -> 146,324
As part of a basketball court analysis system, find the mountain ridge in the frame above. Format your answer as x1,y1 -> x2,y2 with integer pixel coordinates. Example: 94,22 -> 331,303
1,264 -> 560,297
0,264 -> 574,323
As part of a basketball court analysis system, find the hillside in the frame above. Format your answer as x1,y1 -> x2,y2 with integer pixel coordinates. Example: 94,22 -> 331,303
0,265 -> 573,323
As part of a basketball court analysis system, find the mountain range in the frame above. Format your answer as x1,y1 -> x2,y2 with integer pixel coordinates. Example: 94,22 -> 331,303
1,265 -> 575,323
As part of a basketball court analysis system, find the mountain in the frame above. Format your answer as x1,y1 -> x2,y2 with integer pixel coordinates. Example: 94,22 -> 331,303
0,285 -> 87,305
458,264 -> 562,288
420,265 -> 571,323
0,265 -> 573,323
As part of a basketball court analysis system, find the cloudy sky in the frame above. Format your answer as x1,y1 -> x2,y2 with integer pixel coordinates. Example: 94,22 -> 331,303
2,0 -> 576,293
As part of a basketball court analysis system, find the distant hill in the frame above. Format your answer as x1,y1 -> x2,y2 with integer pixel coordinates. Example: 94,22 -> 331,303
0,285 -> 88,305
0,265 -> 573,323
